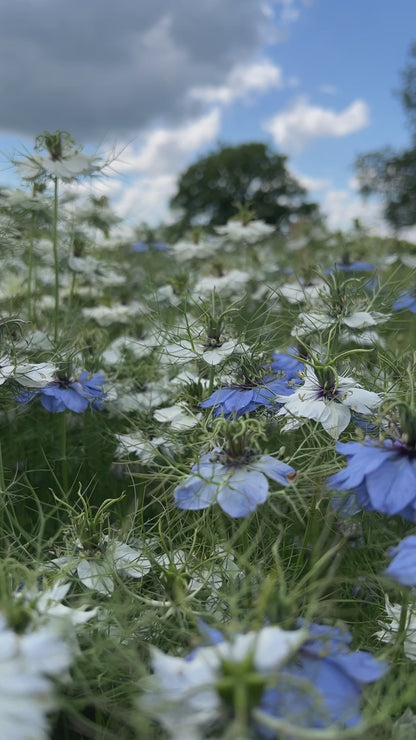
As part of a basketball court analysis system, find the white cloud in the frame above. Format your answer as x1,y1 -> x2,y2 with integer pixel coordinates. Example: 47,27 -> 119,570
264,97 -> 370,153
114,174 -> 178,224
189,59 -> 283,105
290,168 -> 331,192
321,188 -> 387,233
114,109 -> 221,176
319,84 -> 338,95
96,109 -> 221,225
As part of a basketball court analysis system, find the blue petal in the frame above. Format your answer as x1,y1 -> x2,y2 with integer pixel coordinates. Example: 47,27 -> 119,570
61,388 -> 89,413
217,470 -> 268,517
330,651 -> 388,683
252,455 -> 296,486
40,392 -> 66,413
174,476 -> 217,510
366,457 -> 416,515
384,536 -> 416,585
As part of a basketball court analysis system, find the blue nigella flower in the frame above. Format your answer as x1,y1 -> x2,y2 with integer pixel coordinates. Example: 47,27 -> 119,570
200,376 -> 298,419
132,240 -> 170,253
17,372 -> 106,413
173,447 -> 296,517
142,620 -> 388,738
259,622 -> 388,733
269,347 -> 304,380
335,260 -> 376,272
327,440 -> 416,520
393,290 -> 416,313
131,241 -> 147,253
384,535 -> 416,586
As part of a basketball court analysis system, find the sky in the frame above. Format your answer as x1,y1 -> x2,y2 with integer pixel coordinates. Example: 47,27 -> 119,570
0,0 -> 415,237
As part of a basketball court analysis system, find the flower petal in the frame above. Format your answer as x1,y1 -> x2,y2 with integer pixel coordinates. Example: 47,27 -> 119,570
217,470 -> 268,517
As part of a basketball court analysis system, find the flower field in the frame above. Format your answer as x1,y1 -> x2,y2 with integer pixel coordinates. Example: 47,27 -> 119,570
2,132 -> 416,739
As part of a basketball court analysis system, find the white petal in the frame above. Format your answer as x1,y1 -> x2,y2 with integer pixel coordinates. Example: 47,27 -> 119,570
320,402 -> 351,439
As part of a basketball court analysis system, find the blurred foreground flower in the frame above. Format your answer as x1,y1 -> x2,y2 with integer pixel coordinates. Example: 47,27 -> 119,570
140,622 -> 388,739
0,613 -> 73,739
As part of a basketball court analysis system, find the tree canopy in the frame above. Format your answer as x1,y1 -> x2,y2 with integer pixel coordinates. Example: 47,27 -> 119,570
356,42 -> 416,230
169,142 -> 318,233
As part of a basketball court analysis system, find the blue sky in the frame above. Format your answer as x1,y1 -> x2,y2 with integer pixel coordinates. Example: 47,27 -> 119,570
0,0 -> 415,236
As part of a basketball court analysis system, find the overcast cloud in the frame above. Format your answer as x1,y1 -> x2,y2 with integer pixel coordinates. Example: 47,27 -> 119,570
0,0 -> 272,140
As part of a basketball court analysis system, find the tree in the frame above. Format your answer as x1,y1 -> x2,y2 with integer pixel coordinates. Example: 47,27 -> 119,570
169,142 -> 318,233
356,42 -> 416,230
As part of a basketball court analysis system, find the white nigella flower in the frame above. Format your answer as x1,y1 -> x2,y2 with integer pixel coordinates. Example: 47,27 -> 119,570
153,285 -> 181,307
162,334 -> 243,367
385,253 -> 416,268
192,269 -> 251,298
82,301 -> 146,326
169,370 -> 210,392
51,536 -> 153,596
0,356 -> 55,388
114,431 -> 176,463
15,131 -> 101,182
292,309 -> 388,338
101,335 -> 156,366
0,612 -> 73,740
376,595 -> 416,661
141,625 -> 306,739
339,328 -> 385,347
171,238 -> 218,262
108,380 -> 171,415
0,356 -> 18,385
14,362 -> 57,388
15,579 -> 97,628
0,272 -> 28,299
215,219 -> 275,243
276,365 -> 381,439
279,278 -> 327,305
154,404 -> 201,430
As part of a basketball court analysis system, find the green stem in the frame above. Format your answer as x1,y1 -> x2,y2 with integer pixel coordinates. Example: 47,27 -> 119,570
27,220 -> 34,321
396,592 -> 409,650
52,176 -> 59,343
60,413 -> 68,492
208,364 -> 216,395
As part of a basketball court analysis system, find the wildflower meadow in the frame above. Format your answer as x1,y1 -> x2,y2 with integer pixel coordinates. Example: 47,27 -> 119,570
2,130 -> 416,739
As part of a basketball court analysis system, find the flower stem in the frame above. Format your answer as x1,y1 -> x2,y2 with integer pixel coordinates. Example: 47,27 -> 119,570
60,413 -> 68,492
52,176 -> 59,343
27,219 -> 34,321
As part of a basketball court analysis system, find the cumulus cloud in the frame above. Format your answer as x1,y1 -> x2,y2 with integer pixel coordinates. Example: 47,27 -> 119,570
189,59 -> 283,105
264,97 -> 370,153
114,109 -> 221,175
95,109 -> 221,224
290,168 -> 331,191
321,187 -> 386,233
114,174 -> 178,224
0,0 -> 270,140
